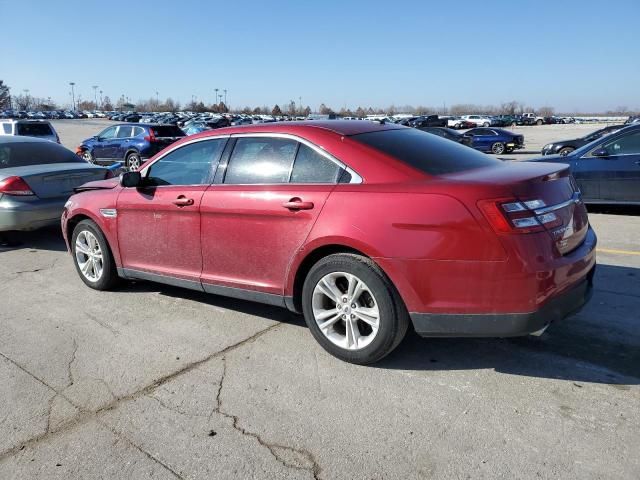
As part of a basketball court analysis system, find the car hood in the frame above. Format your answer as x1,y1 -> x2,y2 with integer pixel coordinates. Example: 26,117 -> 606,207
73,177 -> 120,193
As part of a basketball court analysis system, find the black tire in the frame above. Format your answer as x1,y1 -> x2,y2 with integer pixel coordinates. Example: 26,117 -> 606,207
558,147 -> 575,156
71,219 -> 119,290
301,253 -> 409,364
80,149 -> 94,163
482,122 -> 490,127
491,142 -> 506,155
536,119 -> 543,126
125,152 -> 142,171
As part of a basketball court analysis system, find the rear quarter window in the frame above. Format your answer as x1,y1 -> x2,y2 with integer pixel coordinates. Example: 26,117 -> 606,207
151,126 -> 185,137
352,128 -> 499,175
16,123 -> 53,136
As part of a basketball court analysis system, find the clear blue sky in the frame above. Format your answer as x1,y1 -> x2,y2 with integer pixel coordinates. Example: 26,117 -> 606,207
2,0 -> 638,112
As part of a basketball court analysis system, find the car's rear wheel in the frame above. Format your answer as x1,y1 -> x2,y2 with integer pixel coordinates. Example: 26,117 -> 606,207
536,119 -> 543,125
491,142 -> 506,154
81,149 -> 94,163
126,152 -> 142,171
483,122 -> 490,127
302,253 -> 409,364
72,219 -> 119,290
559,147 -> 574,156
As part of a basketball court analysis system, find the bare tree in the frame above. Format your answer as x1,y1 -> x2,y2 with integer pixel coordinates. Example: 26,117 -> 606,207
0,80 -> 10,109
537,106 -> 555,117
272,104 -> 283,116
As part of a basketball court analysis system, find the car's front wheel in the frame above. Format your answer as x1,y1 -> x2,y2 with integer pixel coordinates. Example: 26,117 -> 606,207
72,219 -> 119,290
126,152 -> 142,171
302,253 -> 409,364
491,142 -> 506,154
81,149 -> 94,163
483,122 -> 490,127
559,147 -> 575,156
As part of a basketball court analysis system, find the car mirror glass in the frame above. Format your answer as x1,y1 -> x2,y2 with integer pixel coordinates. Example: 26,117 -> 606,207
120,170 -> 142,188
591,148 -> 609,157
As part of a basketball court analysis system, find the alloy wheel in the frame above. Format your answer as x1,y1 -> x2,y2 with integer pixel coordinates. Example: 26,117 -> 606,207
312,272 -> 380,351
75,230 -> 103,282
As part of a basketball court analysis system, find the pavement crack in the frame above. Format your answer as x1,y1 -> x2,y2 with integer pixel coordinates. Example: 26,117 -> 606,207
213,356 -> 322,479
66,338 -> 78,387
85,312 -> 120,336
98,420 -> 185,479
0,323 -> 281,463
12,259 -> 58,275
146,392 -> 209,418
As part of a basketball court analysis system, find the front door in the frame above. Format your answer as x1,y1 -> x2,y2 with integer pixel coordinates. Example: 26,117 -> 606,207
93,126 -> 117,160
116,137 -> 227,283
200,136 -> 345,297
594,130 -> 640,203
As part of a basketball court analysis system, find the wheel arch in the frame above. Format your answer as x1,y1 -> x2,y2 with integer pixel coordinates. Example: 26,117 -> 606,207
66,210 -> 121,266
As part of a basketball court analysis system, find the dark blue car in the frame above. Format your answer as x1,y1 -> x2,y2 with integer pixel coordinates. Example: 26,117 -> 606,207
463,128 -> 525,155
528,124 -> 640,205
77,124 -> 185,170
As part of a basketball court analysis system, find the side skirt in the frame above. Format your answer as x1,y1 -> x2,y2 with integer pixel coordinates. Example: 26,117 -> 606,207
117,267 -> 291,309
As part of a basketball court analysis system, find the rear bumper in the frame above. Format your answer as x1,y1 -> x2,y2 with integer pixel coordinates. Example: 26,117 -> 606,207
0,197 -> 65,232
410,266 -> 594,337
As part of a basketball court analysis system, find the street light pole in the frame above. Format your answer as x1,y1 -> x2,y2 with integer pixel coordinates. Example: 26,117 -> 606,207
223,89 -> 227,105
99,90 -> 103,108
69,82 -> 76,111
92,85 -> 98,109
214,88 -> 219,106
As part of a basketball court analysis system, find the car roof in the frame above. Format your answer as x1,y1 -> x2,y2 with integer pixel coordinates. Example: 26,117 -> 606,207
0,135 -> 53,144
199,120 -> 406,137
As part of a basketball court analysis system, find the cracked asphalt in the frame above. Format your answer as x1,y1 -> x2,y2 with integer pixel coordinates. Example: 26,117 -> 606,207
0,121 -> 639,479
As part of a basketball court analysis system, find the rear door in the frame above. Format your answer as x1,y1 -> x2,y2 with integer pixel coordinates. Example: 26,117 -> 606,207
199,135 -> 344,297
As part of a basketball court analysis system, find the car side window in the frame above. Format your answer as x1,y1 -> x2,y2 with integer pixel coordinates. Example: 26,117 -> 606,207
290,143 -> 342,183
99,127 -> 117,140
2,123 -> 11,134
146,139 -> 226,186
224,137 -> 297,184
132,126 -> 145,137
601,132 -> 640,156
116,126 -> 133,138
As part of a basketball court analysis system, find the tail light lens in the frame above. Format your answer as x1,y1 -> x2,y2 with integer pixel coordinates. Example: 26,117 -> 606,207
478,198 -> 559,234
144,129 -> 157,142
0,176 -> 35,196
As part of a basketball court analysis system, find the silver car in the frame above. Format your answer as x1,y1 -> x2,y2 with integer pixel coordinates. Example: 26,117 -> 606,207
0,137 -> 110,232
0,119 -> 60,143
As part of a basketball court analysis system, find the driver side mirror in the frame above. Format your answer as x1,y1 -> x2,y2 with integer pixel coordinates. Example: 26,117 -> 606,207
591,148 -> 609,157
120,170 -> 142,188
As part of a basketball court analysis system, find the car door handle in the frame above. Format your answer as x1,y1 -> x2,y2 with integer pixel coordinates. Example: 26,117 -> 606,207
282,198 -> 314,211
173,196 -> 194,207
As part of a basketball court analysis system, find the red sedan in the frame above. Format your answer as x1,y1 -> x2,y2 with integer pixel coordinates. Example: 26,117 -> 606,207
61,121 -> 596,364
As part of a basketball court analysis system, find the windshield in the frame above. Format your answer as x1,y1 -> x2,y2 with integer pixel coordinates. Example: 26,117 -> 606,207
352,128 -> 500,175
16,123 -> 53,136
0,141 -> 82,168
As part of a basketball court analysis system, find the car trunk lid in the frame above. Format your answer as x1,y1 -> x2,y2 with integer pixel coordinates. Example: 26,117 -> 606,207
8,163 -> 107,199
446,162 -> 589,255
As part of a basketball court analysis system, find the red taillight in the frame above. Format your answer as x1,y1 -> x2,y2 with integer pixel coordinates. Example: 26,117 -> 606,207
0,176 -> 35,196
478,198 -> 550,234
144,130 -> 157,142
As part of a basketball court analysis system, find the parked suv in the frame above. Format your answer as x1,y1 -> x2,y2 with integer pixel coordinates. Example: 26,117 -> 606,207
62,121 -> 595,364
461,115 -> 493,127
77,124 -> 186,170
0,119 -> 60,143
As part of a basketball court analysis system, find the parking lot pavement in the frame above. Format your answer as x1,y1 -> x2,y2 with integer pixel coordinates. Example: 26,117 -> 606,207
0,208 -> 639,479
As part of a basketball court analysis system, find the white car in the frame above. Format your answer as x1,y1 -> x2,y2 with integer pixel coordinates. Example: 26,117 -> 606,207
0,119 -> 60,143
461,115 -> 492,127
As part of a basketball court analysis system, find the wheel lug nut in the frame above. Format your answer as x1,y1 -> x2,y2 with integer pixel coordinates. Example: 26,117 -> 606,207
342,298 -> 347,303
351,304 -> 356,308
342,314 -> 347,319
351,314 -> 355,319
